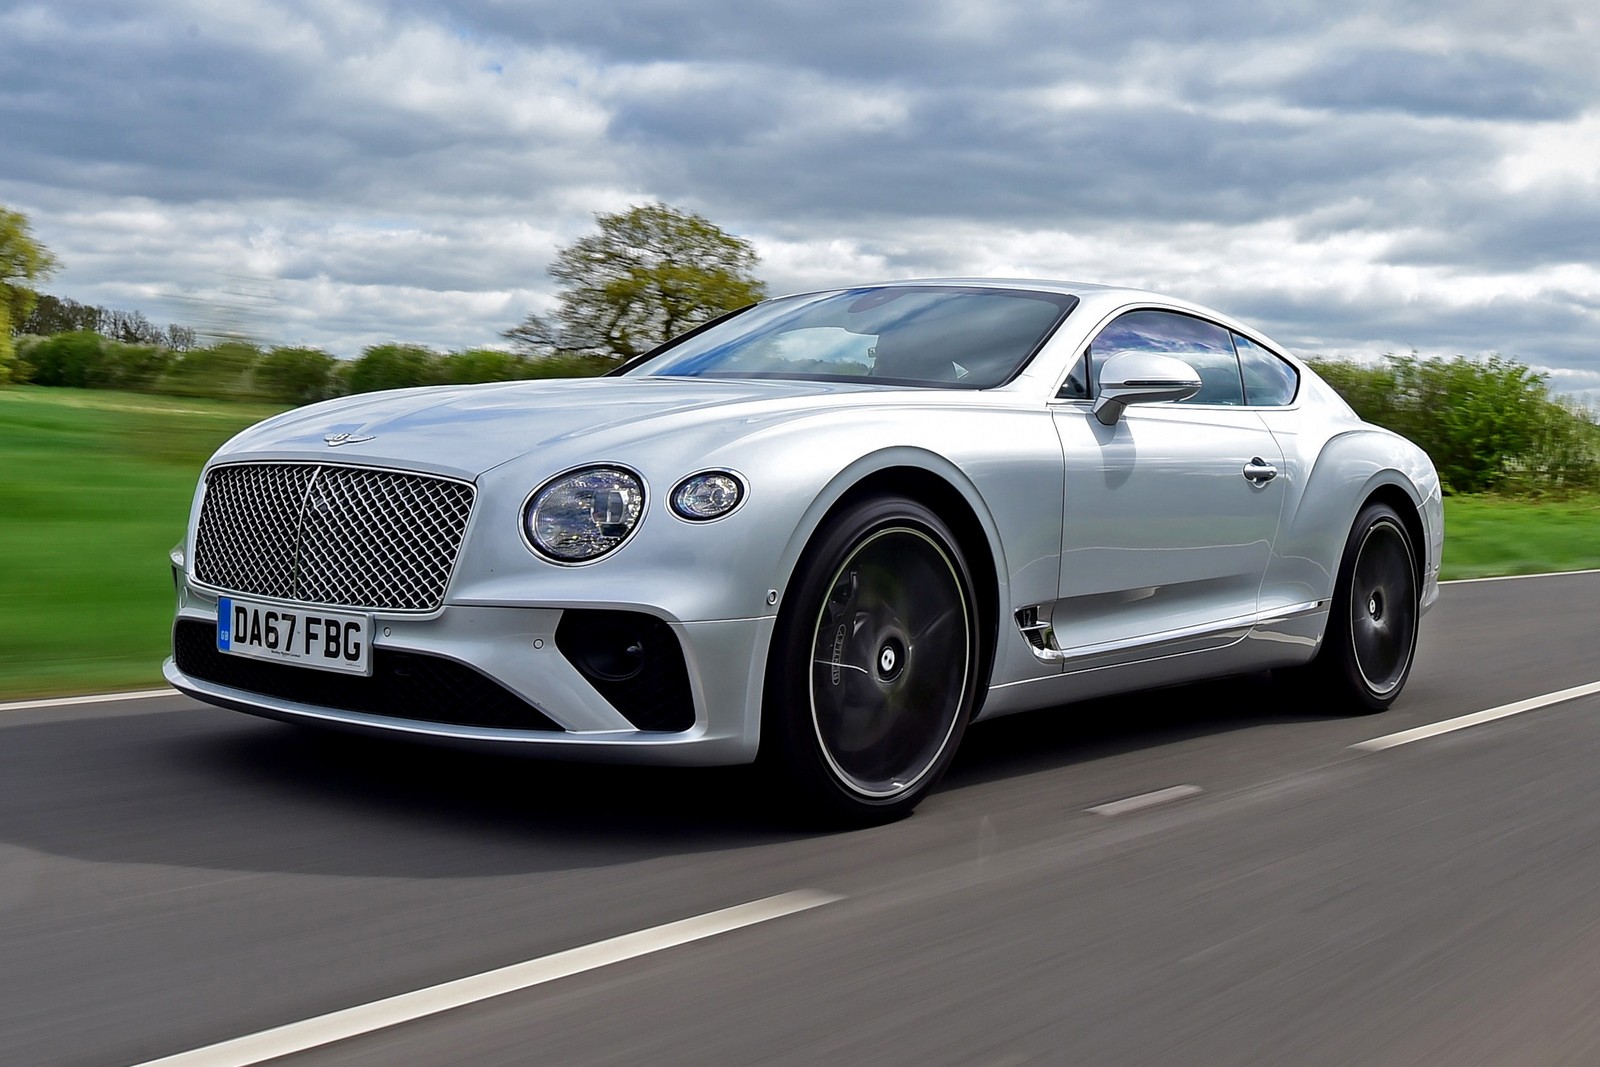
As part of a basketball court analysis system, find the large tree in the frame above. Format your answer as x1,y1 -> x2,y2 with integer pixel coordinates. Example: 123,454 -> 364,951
1,205 -> 59,382
511,202 -> 765,362
1,206 -> 58,321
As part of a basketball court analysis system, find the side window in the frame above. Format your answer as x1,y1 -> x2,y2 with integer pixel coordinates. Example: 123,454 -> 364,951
1075,309 -> 1243,405
1234,334 -> 1299,406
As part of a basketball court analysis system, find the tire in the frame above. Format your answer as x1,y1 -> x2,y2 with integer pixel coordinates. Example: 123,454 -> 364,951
1294,501 -> 1420,714
762,496 -> 981,826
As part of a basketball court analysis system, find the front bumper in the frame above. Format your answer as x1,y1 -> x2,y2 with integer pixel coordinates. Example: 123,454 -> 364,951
166,586 -> 773,766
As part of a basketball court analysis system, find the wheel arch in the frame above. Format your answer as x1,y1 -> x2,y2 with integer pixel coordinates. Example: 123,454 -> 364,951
771,455 -> 1005,714
1270,426 -> 1436,610
1360,481 -> 1427,586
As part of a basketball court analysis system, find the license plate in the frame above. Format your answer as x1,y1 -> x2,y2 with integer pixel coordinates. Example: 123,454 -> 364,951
217,596 -> 371,676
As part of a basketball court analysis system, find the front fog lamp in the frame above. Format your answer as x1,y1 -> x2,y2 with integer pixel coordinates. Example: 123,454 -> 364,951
670,471 -> 744,521
525,466 -> 644,562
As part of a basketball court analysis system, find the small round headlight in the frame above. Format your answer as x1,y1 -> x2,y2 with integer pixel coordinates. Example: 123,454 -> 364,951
525,466 -> 644,563
670,471 -> 744,521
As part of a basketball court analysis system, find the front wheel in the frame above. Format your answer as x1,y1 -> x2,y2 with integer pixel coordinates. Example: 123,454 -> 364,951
1293,501 -> 1420,713
762,496 -> 981,826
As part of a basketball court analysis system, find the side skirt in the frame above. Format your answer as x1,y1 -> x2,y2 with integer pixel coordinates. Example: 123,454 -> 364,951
977,601 -> 1327,719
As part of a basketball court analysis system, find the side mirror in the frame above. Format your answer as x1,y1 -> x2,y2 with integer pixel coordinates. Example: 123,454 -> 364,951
1091,351 -> 1202,426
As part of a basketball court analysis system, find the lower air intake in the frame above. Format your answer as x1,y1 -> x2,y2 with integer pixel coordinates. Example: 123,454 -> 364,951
555,610 -> 697,732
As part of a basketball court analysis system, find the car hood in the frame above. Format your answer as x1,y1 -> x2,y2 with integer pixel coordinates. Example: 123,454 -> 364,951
214,376 -> 902,479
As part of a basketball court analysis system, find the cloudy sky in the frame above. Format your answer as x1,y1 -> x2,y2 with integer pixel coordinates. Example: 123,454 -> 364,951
3,0 -> 1598,398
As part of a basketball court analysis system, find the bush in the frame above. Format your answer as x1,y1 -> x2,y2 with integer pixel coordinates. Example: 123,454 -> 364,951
256,346 -> 338,405
9,332 -> 46,385
97,341 -> 174,390
439,348 -> 535,384
516,353 -> 612,380
1309,353 -> 1598,495
1503,395 -> 1600,495
345,344 -> 441,394
156,341 -> 263,399
0,308 -> 15,385
23,330 -> 108,388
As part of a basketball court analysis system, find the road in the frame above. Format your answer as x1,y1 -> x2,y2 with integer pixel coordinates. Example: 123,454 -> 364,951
3,572 -> 1599,1066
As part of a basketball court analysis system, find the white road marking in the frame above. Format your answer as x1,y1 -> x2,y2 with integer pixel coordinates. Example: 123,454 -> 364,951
127,890 -> 841,1067
1441,567 -> 1600,585
1353,681 -> 1600,752
1088,784 -> 1203,816
0,688 -> 175,713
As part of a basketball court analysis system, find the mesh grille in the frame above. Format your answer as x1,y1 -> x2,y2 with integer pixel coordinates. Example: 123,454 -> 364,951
194,463 -> 475,612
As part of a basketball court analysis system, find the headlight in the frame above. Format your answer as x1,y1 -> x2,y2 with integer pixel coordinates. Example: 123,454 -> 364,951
524,466 -> 645,563
670,470 -> 745,521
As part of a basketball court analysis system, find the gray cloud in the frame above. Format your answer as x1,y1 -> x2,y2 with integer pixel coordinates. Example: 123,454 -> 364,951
1279,48 -> 1591,120
0,0 -> 1596,390
1385,188 -> 1600,270
607,84 -> 1493,230
1211,284 -> 1600,372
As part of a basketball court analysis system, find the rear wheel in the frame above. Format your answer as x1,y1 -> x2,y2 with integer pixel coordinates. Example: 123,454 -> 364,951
762,496 -> 980,826
1293,501 -> 1419,713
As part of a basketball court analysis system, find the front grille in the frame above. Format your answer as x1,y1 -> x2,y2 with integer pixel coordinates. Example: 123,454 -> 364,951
194,463 -> 475,612
174,620 -> 563,732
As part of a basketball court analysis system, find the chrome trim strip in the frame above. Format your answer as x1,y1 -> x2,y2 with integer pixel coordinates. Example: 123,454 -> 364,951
1013,599 -> 1328,665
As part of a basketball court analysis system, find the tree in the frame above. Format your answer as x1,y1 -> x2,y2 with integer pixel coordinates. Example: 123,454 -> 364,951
21,292 -> 199,351
102,308 -> 167,346
531,202 -> 766,362
501,311 -> 562,356
167,324 -> 197,351
1,205 -> 59,383
20,294 -> 101,336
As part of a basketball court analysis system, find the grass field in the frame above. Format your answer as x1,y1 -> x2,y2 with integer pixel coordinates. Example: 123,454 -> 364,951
0,387 -> 287,699
1440,492 -> 1600,579
1,386 -> 1596,700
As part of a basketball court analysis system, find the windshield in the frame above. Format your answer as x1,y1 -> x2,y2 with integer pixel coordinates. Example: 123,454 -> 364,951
621,286 -> 1078,388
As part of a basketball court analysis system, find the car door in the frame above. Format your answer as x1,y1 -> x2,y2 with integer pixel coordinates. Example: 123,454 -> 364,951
1048,308 -> 1285,663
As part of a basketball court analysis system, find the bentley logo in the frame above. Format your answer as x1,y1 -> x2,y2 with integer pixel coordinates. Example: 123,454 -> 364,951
323,432 -> 376,447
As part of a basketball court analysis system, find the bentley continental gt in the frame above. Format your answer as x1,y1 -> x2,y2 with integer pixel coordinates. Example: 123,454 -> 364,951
166,280 -> 1442,823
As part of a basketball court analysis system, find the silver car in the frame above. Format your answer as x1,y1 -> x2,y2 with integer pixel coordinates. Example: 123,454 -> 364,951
165,280 -> 1442,823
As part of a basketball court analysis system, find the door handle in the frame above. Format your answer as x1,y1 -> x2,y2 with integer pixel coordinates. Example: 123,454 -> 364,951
1243,457 -> 1278,483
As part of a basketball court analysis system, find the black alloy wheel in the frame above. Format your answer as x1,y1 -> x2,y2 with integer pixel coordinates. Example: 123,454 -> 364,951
1298,500 -> 1420,713
763,496 -> 980,825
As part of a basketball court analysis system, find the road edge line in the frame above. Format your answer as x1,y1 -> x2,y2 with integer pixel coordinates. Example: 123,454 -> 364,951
0,688 -> 175,714
1441,567 -> 1600,585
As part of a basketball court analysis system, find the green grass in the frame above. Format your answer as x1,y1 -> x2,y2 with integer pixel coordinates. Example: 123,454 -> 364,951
1,385 -> 1597,700
0,387 -> 286,699
1442,492 -> 1600,580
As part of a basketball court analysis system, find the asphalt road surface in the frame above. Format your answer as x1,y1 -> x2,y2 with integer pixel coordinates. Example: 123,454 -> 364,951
3,572 -> 1599,1067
